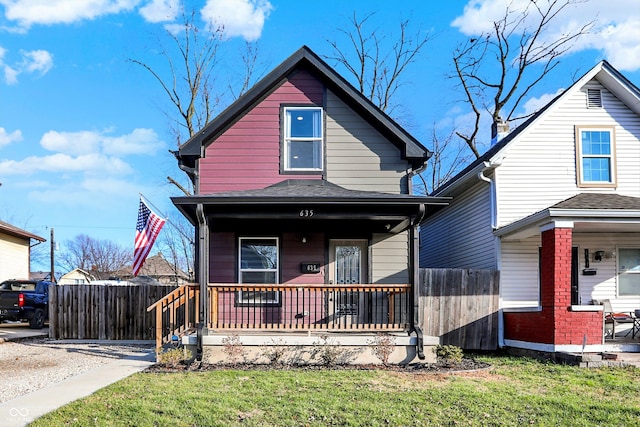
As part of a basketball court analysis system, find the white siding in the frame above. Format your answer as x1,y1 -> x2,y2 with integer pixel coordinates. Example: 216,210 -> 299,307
501,237 -> 541,308
420,181 -> 496,269
500,233 -> 640,310
495,79 -> 640,227
0,233 -> 30,281
573,233 -> 640,312
325,90 -> 410,193
371,232 -> 409,284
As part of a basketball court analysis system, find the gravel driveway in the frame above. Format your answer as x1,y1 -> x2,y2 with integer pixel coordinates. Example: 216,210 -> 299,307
0,338 -> 154,403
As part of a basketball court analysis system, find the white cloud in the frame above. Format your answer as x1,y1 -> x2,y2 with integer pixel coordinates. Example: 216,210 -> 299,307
139,0 -> 178,23
452,0 -> 640,71
0,48 -> 53,84
0,0 -> 140,28
521,88 -> 565,117
40,128 -> 164,156
0,153 -> 133,176
21,49 -> 53,73
41,130 -> 102,154
201,0 -> 272,41
0,127 -> 23,147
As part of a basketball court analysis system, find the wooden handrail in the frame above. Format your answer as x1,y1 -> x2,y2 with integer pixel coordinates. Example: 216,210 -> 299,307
207,283 -> 410,290
146,284 -> 198,312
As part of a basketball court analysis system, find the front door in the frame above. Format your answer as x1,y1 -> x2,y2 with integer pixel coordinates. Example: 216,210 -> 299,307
328,240 -> 368,324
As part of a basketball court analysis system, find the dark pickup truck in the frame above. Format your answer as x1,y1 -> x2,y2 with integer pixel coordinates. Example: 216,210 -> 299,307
0,279 -> 53,329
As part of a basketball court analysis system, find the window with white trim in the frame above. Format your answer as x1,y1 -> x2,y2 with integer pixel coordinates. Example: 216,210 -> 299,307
237,237 -> 279,306
618,248 -> 640,297
576,126 -> 616,186
283,107 -> 323,172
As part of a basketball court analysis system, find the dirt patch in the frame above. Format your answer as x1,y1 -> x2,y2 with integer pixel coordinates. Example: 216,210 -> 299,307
146,357 -> 492,374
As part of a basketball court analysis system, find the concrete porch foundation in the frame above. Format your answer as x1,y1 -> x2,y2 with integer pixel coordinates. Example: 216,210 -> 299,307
182,332 -> 439,365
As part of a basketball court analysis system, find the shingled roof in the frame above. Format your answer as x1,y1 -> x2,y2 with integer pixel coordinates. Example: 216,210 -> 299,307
551,193 -> 640,210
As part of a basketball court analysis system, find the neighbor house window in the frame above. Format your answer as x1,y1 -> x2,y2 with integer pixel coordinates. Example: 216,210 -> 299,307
618,248 -> 640,297
283,106 -> 323,172
576,126 -> 616,187
237,237 -> 279,306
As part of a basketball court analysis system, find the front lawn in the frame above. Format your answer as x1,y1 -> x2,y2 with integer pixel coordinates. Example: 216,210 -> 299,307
31,354 -> 640,426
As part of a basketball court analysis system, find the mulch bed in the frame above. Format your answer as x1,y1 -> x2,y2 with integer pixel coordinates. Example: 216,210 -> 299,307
147,357 -> 491,374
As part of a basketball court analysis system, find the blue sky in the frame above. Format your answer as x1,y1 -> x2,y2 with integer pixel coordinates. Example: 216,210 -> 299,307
0,0 -> 638,271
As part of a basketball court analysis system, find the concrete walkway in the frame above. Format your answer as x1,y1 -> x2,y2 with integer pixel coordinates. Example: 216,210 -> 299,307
0,349 -> 155,427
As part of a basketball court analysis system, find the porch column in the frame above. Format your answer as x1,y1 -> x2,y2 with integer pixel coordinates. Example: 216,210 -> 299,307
196,204 -> 209,330
539,221 -> 574,315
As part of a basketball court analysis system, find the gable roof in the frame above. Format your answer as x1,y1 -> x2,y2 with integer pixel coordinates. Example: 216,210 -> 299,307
0,220 -> 46,242
432,61 -> 640,197
177,45 -> 432,170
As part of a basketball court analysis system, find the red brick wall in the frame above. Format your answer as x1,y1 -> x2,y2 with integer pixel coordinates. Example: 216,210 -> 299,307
504,227 -> 603,346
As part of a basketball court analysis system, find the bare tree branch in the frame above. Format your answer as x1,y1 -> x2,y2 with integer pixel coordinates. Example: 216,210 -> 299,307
452,0 -> 594,158
325,11 -> 431,115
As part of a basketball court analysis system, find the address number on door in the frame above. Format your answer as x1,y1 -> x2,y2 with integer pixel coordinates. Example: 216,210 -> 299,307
299,209 -> 314,217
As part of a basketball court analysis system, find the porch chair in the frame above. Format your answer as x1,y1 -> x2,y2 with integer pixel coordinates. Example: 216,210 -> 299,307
603,300 -> 634,339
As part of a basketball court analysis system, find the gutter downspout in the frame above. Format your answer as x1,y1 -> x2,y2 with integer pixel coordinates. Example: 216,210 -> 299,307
196,204 -> 208,361
410,203 -> 427,359
477,163 -> 505,348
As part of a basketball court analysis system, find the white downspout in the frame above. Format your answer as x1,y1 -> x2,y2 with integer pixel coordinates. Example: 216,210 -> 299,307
478,162 -> 505,348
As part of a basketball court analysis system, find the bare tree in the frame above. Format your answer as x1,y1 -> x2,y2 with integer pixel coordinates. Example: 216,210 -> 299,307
58,234 -> 131,279
155,215 -> 195,281
453,0 -> 593,158
326,11 -> 430,115
415,126 -> 472,195
130,7 -> 223,150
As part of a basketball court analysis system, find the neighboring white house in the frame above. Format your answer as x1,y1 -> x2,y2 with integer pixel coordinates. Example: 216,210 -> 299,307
0,221 -> 46,282
58,268 -> 96,285
420,61 -> 640,353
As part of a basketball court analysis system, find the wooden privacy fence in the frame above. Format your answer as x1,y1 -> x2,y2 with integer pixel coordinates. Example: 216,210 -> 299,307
418,268 -> 500,351
49,284 -> 177,340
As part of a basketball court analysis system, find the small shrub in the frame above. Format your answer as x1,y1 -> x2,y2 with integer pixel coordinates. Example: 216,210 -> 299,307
260,338 -> 288,365
434,344 -> 463,364
367,333 -> 396,366
157,347 -> 192,369
311,335 -> 345,366
222,334 -> 245,365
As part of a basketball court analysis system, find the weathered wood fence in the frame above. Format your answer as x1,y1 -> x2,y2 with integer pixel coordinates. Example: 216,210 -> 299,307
418,268 -> 500,350
49,284 -> 177,340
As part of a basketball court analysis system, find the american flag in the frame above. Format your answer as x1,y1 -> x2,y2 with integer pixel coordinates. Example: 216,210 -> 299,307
133,198 -> 166,276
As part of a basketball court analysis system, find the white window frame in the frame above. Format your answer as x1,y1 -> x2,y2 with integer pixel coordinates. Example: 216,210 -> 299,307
283,106 -> 324,172
237,237 -> 280,306
618,247 -> 640,297
575,125 -> 616,188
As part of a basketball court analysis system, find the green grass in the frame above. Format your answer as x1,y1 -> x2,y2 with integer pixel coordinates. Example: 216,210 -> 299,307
31,354 -> 640,426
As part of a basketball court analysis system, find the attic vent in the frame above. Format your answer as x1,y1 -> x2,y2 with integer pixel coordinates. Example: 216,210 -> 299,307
587,89 -> 602,108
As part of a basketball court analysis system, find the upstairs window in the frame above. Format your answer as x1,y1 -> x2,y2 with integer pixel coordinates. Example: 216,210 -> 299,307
576,126 -> 616,187
283,107 -> 323,172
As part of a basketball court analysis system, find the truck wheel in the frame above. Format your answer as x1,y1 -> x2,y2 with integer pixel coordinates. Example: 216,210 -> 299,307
29,308 -> 45,329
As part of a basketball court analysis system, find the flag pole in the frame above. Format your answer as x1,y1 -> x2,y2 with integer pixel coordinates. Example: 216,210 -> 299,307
139,193 -> 195,245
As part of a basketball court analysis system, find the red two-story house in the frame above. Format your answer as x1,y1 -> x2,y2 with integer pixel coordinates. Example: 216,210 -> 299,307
154,46 -> 448,364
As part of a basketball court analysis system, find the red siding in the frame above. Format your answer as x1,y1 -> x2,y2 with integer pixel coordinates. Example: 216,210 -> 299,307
504,227 -> 603,346
210,232 -> 235,283
200,70 -> 325,193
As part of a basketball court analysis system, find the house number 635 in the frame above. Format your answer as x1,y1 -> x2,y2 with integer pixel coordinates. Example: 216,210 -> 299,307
299,209 -> 314,217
